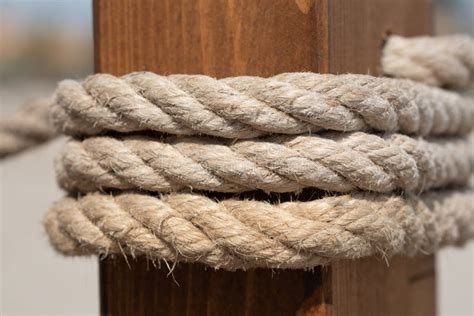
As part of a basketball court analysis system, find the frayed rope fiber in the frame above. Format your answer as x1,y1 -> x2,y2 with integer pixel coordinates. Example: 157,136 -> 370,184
51,72 -> 473,138
44,187 -> 474,270
1,35 -> 473,159
0,35 -> 473,270
56,132 -> 474,194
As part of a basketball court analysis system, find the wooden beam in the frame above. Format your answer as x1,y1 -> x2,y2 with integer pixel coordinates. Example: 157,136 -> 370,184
94,1 -> 435,315
330,256 -> 435,316
100,259 -> 322,316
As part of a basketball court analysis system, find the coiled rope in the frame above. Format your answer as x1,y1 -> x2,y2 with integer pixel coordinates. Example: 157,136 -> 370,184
44,187 -> 473,270
1,35 -> 473,158
56,132 -> 473,194
1,35 -> 473,270
50,73 -> 472,138
0,98 -> 55,158
382,35 -> 474,88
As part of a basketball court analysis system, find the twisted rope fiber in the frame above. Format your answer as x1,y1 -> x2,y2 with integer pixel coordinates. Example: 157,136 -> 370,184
1,35 -> 472,159
51,71 -> 473,139
44,187 -> 474,270
0,34 -> 471,270
0,98 -> 56,158
5,74 -> 472,159
382,35 -> 474,88
56,132 -> 474,194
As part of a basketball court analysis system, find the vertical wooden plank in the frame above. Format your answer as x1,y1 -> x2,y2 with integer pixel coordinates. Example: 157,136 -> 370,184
100,259 -> 321,316
93,0 -> 328,76
326,1 -> 435,315
95,1 -> 435,315
328,0 -> 432,74
96,1 -> 329,315
331,256 -> 436,316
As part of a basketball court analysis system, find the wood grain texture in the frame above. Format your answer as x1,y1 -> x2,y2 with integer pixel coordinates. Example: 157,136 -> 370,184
94,0 -> 328,77
331,256 -> 436,316
95,0 -> 435,315
328,0 -> 432,74
100,259 -> 322,316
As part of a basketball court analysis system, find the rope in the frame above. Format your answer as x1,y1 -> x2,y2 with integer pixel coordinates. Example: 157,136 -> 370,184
51,72 -> 473,138
382,35 -> 474,88
0,34 -> 472,269
44,187 -> 474,270
1,35 -> 473,159
0,98 -> 56,158
55,132 -> 474,194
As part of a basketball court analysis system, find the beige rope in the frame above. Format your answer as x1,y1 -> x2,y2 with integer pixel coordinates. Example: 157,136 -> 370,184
0,98 -> 56,158
44,187 -> 474,270
1,35 -> 473,159
55,132 -> 474,194
1,35 -> 472,269
50,72 -> 473,138
382,35 -> 474,88
5,73 -> 472,160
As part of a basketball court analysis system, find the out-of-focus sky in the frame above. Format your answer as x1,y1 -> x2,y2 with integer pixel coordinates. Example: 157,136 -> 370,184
0,0 -> 92,79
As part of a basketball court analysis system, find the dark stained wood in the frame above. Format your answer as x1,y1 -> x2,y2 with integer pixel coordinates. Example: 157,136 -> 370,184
331,256 -> 436,316
326,2 -> 435,315
328,0 -> 432,74
95,0 -> 435,315
100,258 -> 321,316
94,0 -> 329,77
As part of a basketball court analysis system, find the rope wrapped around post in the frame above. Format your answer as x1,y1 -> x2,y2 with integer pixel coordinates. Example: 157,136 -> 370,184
0,35 -> 473,270
44,187 -> 474,270
51,72 -> 473,138
55,132 -> 474,194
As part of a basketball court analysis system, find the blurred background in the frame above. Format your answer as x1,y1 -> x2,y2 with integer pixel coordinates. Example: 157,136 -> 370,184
0,0 -> 473,315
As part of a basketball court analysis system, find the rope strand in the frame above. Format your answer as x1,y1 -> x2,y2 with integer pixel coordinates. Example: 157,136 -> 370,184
56,132 -> 473,194
0,98 -> 56,158
51,72 -> 473,138
382,35 -> 474,88
44,187 -> 474,270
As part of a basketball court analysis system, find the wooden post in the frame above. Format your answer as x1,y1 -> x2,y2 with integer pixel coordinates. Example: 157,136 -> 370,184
95,1 -> 435,315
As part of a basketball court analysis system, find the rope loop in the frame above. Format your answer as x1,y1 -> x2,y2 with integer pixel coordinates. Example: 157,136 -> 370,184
1,35 -> 473,269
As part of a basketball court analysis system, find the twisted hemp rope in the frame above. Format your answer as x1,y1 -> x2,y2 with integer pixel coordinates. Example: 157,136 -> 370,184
382,35 -> 474,88
2,35 -> 473,159
44,187 -> 474,270
1,35 -> 473,270
51,72 -> 473,138
0,98 -> 55,158
56,132 -> 474,194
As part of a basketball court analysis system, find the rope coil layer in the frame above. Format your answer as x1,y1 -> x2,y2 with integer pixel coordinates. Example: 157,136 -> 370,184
0,34 -> 471,269
56,132 -> 474,194
44,187 -> 474,270
51,72 -> 473,138
382,35 -> 474,88
1,35 -> 473,159
0,98 -> 55,158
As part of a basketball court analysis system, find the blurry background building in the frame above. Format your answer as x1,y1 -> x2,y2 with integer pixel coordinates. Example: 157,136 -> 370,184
0,0 -> 473,315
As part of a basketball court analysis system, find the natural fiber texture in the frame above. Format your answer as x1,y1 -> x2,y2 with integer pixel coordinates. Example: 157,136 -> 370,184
382,35 -> 474,88
1,35 -> 473,160
50,72 -> 473,138
0,35 -> 470,269
56,132 -> 474,194
0,98 -> 56,158
44,187 -> 474,270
